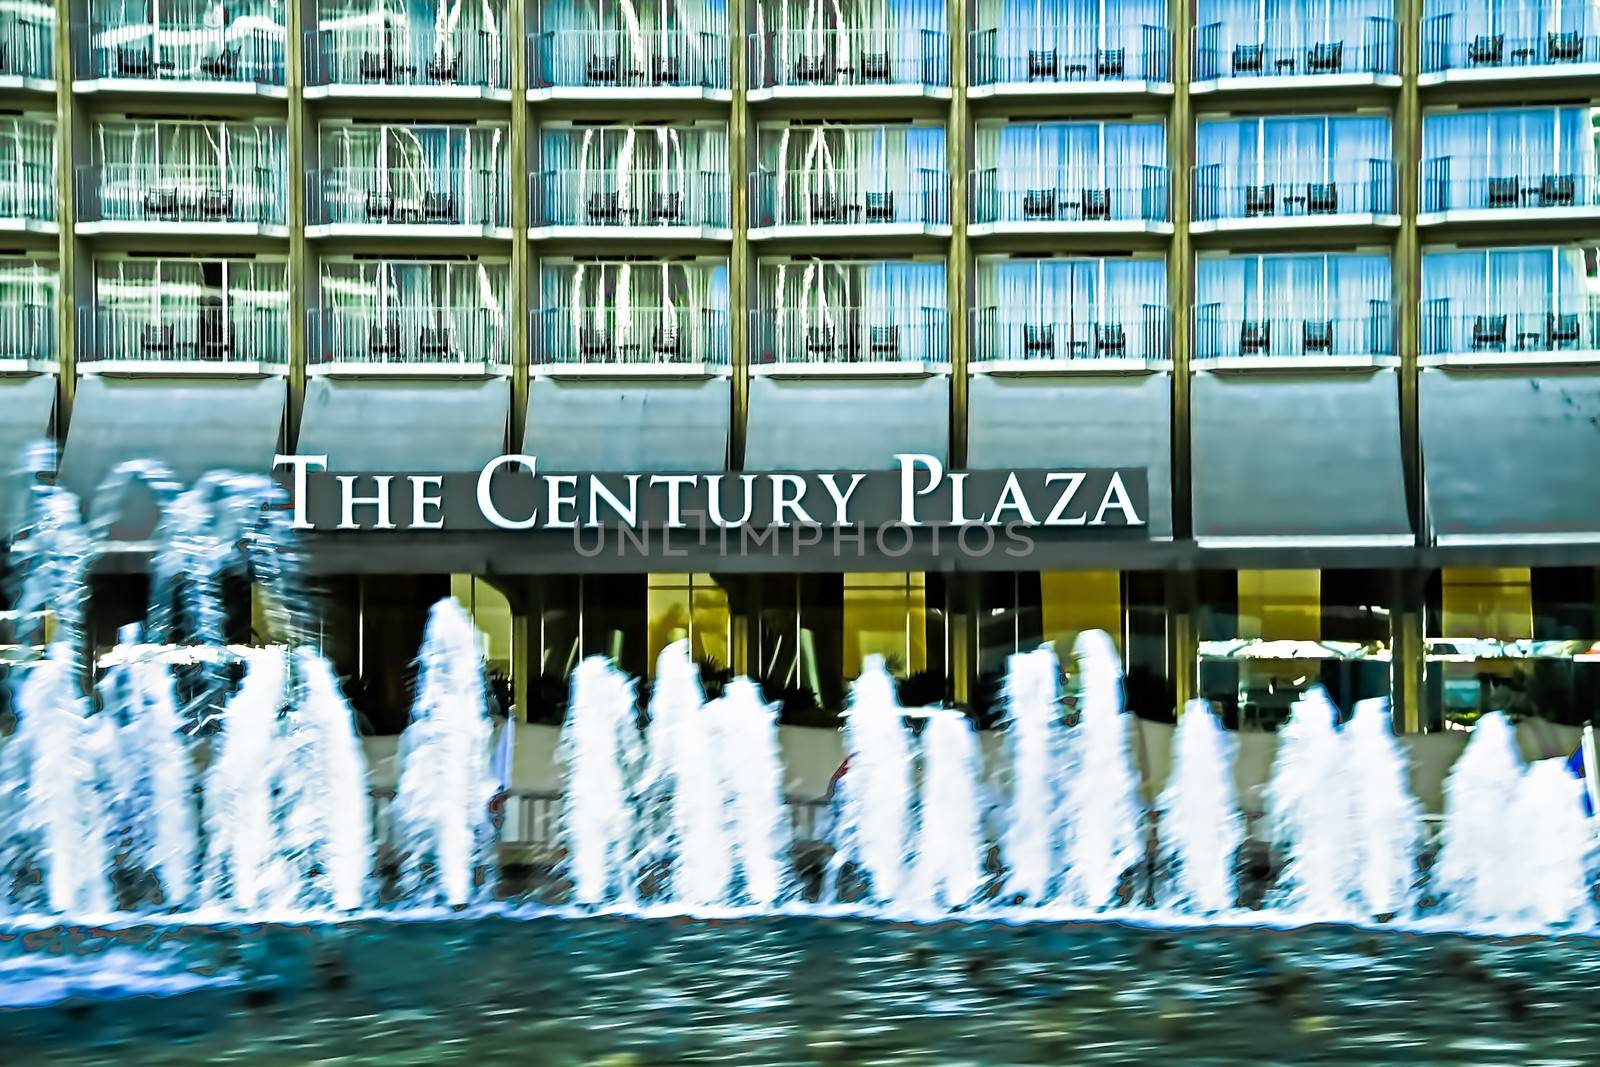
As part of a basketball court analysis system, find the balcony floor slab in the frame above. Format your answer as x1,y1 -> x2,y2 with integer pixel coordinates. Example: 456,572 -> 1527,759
969,219 -> 1173,237
1417,205 -> 1600,227
0,76 -> 57,95
1192,354 -> 1400,372
307,360 -> 510,379
966,80 -> 1173,99
1190,213 -> 1399,235
304,83 -> 511,102
972,357 -> 1170,375
1419,350 -> 1600,369
76,220 -> 288,239
0,358 -> 56,376
746,84 -> 951,103
529,224 -> 732,242
79,359 -> 285,378
530,361 -> 729,380
748,222 -> 952,241
749,360 -> 946,379
1418,61 -> 1600,88
1190,72 -> 1400,94
527,86 -> 732,103
305,223 -> 513,241
72,77 -> 288,98
0,218 -> 57,237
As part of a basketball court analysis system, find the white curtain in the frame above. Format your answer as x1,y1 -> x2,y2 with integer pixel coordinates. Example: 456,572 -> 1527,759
1197,113 -> 1390,209
976,256 -> 1165,355
1422,106 -> 1597,201
1196,252 -> 1390,355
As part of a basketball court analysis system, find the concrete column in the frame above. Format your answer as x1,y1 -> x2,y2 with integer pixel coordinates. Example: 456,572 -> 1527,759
947,0 -> 968,468
286,0 -> 310,444
53,0 -> 79,421
510,0 -> 530,452
729,0 -> 749,470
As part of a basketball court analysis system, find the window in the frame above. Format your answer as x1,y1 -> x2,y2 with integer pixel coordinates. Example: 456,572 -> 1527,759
647,573 -> 731,679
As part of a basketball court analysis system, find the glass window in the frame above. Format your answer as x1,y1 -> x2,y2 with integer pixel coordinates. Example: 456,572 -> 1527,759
647,573 -> 731,680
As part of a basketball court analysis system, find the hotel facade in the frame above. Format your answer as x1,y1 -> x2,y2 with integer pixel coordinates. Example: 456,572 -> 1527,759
0,0 -> 1598,737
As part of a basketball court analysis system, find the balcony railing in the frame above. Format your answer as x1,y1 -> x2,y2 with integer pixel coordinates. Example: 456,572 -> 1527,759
310,307 -> 510,367
972,305 -> 1170,362
1193,160 -> 1394,222
305,27 -> 506,90
531,168 -> 728,229
1421,298 -> 1600,356
1421,157 -> 1600,215
1194,302 -> 1395,360
529,29 -> 728,90
0,304 -> 54,361
308,167 -> 510,229
77,163 -> 285,226
79,305 -> 289,367
532,307 -> 729,367
751,307 -> 950,365
751,168 -> 947,228
968,25 -> 1169,86
0,162 -> 55,222
1422,14 -> 1600,73
971,165 -> 1169,224
1192,18 -> 1396,80
0,12 -> 54,80
82,24 -> 285,85
750,27 -> 948,88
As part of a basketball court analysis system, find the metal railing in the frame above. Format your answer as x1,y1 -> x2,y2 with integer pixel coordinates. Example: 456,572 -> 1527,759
751,166 -> 947,228
308,166 -> 509,228
968,24 -> 1168,85
971,164 -> 1168,224
305,26 -> 507,90
531,307 -> 730,367
1420,157 -> 1600,214
309,306 -> 511,367
528,28 -> 728,89
1193,303 -> 1395,360
973,305 -> 1170,362
0,161 -> 54,222
1192,17 -> 1396,80
1421,298 -> 1600,356
0,303 -> 54,361
0,12 -> 54,80
750,27 -> 948,88
1193,159 -> 1394,221
79,304 -> 290,366
751,307 -> 950,365
81,23 -> 285,85
78,163 -> 284,226
531,168 -> 728,228
1422,13 -> 1600,73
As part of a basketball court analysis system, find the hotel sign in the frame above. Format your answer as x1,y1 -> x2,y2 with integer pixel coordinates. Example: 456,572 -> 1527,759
275,454 -> 1147,534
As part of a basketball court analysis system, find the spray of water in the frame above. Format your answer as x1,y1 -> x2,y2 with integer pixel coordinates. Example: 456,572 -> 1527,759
1155,699 -> 1242,915
907,709 -> 985,912
832,655 -> 914,905
1343,697 -> 1419,918
998,646 -> 1064,904
1264,687 -> 1351,919
1511,759 -> 1595,928
708,677 -> 792,909
559,655 -> 642,908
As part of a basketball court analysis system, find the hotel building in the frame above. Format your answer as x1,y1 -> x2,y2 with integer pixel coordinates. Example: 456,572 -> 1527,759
0,0 -> 1598,737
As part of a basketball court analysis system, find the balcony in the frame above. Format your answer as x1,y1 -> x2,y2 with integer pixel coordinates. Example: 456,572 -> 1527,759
1192,160 -> 1397,234
971,305 -> 1169,372
750,168 -> 948,239
1421,7 -> 1600,86
77,164 -> 285,236
531,307 -> 729,377
748,28 -> 949,99
1421,298 -> 1600,364
78,305 -> 288,375
304,26 -> 508,99
528,29 -> 729,99
1194,303 -> 1395,367
1419,158 -> 1600,225
306,168 -> 511,239
0,303 -> 54,373
0,10 -> 54,88
1191,16 -> 1398,92
530,168 -> 729,238
76,23 -> 286,94
969,165 -> 1169,236
0,160 -> 54,235
309,307 -> 510,376
967,24 -> 1170,96
751,307 -> 949,376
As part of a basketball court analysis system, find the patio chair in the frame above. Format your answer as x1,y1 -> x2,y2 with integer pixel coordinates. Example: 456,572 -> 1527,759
142,188 -> 179,220
648,192 -> 683,225
585,53 -> 621,85
1548,31 -> 1583,62
199,47 -> 240,79
1302,319 -> 1334,354
793,54 -> 831,83
1026,49 -> 1057,80
368,322 -> 402,361
1022,323 -> 1054,358
1470,315 -> 1507,351
651,54 -> 683,84
1468,34 -> 1504,65
364,189 -> 395,222
140,324 -> 174,358
196,316 -> 231,362
1539,174 -> 1576,207
1096,48 -> 1125,78
1548,312 -> 1582,349
1079,188 -> 1110,220
809,192 -> 847,224
579,328 -> 613,360
1095,322 -> 1126,358
1232,44 -> 1263,75
1487,177 -> 1521,208
196,188 -> 234,221
1021,188 -> 1055,221
652,324 -> 682,360
1306,41 -> 1343,74
1239,320 -> 1271,356
868,325 -> 900,360
421,191 -> 458,223
1307,183 -> 1338,214
587,191 -> 634,225
860,51 -> 890,81
425,51 -> 460,83
418,326 -> 455,361
804,326 -> 836,358
864,191 -> 895,222
116,46 -> 157,77
1244,184 -> 1275,217
359,50 -> 398,81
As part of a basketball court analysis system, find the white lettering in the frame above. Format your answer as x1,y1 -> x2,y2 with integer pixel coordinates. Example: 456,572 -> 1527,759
337,475 -> 395,530
1089,471 -> 1143,526
770,474 -> 815,527
1043,472 -> 1088,526
478,454 -> 539,530
649,474 -> 698,528
274,454 -> 326,530
818,473 -> 866,525
587,475 -> 639,528
706,473 -> 758,527
410,474 -> 444,530
546,475 -> 579,529
948,472 -> 979,524
895,453 -> 943,526
987,472 -> 1038,526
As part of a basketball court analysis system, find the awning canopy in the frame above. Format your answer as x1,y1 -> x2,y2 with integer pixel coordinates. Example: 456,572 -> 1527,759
744,375 -> 950,471
1192,370 -> 1411,546
297,378 -> 509,472
523,377 -> 729,472
59,377 -> 285,533
0,375 -> 55,538
967,371 -> 1173,538
1422,367 -> 1600,545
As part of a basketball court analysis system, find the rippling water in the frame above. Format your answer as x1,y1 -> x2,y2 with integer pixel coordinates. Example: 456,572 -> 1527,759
2,913 -> 1598,1065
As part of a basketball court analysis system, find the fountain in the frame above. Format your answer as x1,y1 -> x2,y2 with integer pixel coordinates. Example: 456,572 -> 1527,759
998,646 -> 1065,904
558,655 -> 641,908
1343,697 -> 1420,918
830,654 -> 914,905
1155,699 -> 1242,915
705,677 -> 791,909
906,708 -> 985,912
1264,687 -> 1354,919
